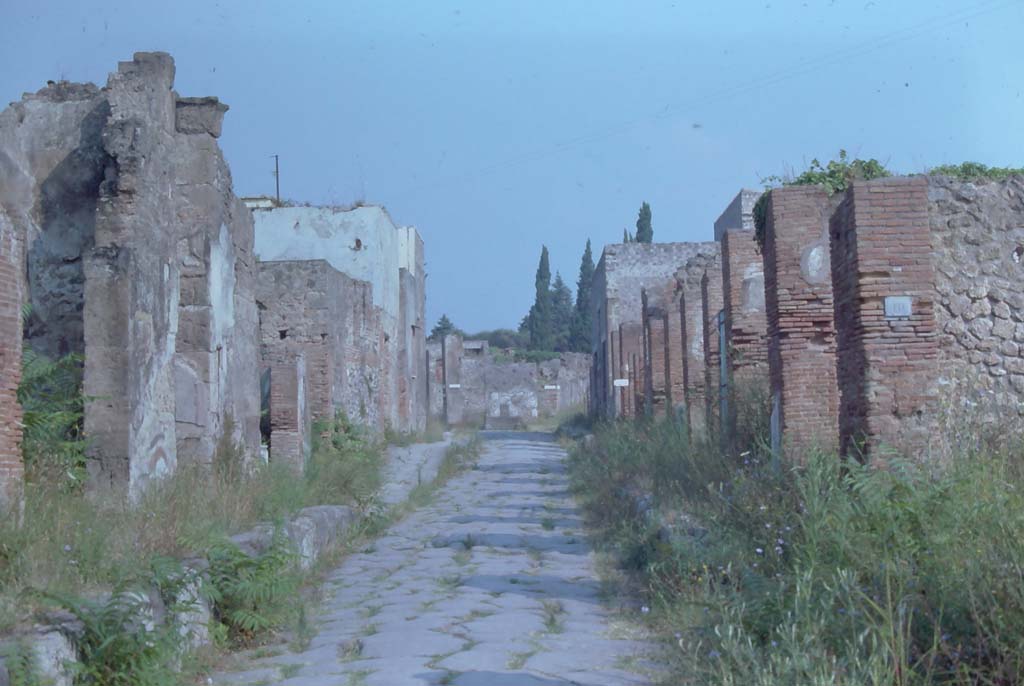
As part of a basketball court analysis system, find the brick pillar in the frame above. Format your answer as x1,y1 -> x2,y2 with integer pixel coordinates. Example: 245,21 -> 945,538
619,323 -> 643,418
269,352 -> 310,474
678,248 -> 720,435
701,254 -> 724,434
830,177 -> 938,459
763,186 -> 840,458
720,229 -> 768,440
641,289 -> 672,417
0,211 -> 24,514
721,229 -> 768,376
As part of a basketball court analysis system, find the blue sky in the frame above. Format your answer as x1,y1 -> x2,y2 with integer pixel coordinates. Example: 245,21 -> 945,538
2,0 -> 1021,331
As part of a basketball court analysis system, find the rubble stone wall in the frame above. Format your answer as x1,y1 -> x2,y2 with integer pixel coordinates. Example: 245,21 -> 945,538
928,175 -> 1024,433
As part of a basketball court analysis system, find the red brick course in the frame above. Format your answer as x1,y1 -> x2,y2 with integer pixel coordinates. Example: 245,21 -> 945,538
830,177 -> 939,459
701,254 -> 725,434
762,186 -> 840,457
0,213 -> 24,513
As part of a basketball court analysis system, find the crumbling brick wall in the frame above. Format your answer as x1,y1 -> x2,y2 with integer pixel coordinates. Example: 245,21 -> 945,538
701,253 -> 725,434
0,208 -> 24,513
591,242 -> 718,418
675,244 -> 720,433
641,288 -> 670,416
267,352 -> 310,473
830,177 -> 939,459
762,186 -> 840,457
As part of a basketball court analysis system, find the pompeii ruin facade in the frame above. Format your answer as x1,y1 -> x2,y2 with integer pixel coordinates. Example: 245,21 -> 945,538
0,53 -> 260,501
248,203 -> 428,467
0,52 -> 434,505
427,335 -> 590,428
591,176 -> 1024,462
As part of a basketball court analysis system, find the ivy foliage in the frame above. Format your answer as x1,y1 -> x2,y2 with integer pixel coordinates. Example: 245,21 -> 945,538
753,150 -> 890,250
928,161 -> 1024,181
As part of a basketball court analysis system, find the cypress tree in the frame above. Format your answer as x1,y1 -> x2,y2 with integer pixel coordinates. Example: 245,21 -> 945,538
636,202 -> 653,243
570,240 -> 595,352
528,246 -> 554,351
551,272 -> 574,352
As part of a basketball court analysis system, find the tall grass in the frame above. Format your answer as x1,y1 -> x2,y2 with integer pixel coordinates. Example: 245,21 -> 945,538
570,408 -> 1024,684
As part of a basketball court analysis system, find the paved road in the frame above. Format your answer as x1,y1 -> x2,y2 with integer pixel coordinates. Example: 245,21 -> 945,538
213,432 -> 653,686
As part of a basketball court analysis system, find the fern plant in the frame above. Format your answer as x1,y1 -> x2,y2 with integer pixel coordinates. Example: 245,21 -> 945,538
200,533 -> 298,645
1,639 -> 43,686
17,349 -> 87,491
30,557 -> 195,686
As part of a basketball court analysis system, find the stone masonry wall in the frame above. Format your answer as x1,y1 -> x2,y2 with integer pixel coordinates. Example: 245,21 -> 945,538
0,207 -> 24,513
0,53 -> 260,498
592,242 -> 721,418
928,175 -> 1024,436
763,186 -> 840,457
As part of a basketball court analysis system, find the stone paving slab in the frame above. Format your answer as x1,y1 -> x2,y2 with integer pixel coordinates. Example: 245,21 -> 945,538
211,431 -> 655,685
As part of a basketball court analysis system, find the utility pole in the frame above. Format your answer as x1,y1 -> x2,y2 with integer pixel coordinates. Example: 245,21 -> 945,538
272,155 -> 280,206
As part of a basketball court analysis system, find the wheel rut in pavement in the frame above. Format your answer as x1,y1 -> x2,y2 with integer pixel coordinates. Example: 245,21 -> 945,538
213,431 -> 654,686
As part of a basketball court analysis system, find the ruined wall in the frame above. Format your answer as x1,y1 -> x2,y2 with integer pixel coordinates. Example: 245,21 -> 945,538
830,177 -> 939,459
397,227 -> 427,432
701,253 -> 725,434
714,189 -> 762,242
266,352 -> 310,473
619,323 -> 644,418
0,52 -> 260,498
721,229 -> 768,378
592,242 -> 718,418
427,336 -> 590,426
0,207 -> 24,513
255,259 -> 386,436
762,186 -> 840,457
928,175 -> 1024,429
641,287 -> 673,417
676,245 -> 720,433
252,205 -> 425,432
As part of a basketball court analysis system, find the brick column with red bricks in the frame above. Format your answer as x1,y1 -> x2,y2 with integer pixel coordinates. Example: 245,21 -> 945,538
0,211 -> 24,515
830,177 -> 939,459
762,186 -> 840,458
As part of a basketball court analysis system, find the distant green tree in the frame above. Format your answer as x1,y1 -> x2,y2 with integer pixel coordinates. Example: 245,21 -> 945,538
527,246 -> 555,351
569,239 -> 595,352
429,314 -> 458,342
623,228 -> 630,243
551,272 -> 574,352
635,202 -> 653,243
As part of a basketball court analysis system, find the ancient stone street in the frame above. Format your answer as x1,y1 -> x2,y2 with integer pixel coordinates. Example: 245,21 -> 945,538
213,433 -> 654,686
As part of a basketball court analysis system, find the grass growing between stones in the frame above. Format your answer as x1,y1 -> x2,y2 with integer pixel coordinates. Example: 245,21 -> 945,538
569,411 -> 1024,685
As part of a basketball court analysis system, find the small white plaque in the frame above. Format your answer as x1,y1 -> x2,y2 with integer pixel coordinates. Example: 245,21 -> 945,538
884,296 -> 912,319
613,378 -> 629,388
448,383 -> 461,389
543,385 -> 560,390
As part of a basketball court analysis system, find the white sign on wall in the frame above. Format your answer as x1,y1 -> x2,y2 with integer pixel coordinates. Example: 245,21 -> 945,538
543,385 -> 560,390
613,379 -> 629,388
448,383 -> 461,389
884,296 -> 913,319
